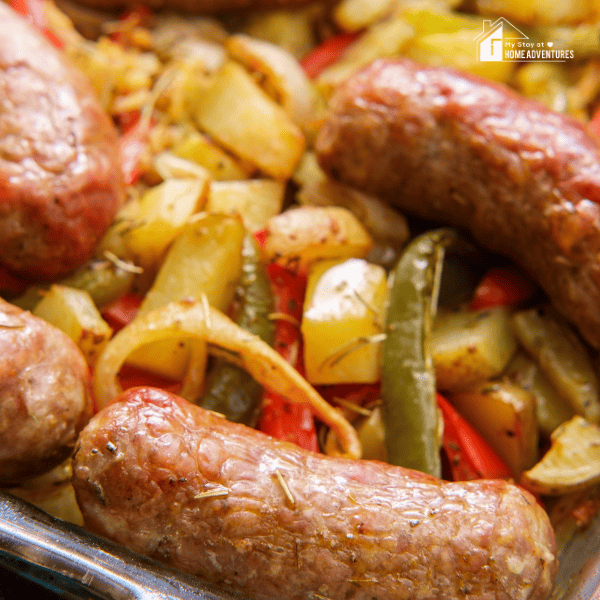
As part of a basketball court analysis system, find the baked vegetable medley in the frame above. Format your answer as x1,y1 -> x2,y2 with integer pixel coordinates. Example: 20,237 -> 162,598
3,0 -> 600,597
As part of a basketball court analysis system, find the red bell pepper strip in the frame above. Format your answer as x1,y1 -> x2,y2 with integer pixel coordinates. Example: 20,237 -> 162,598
437,393 -> 512,481
117,110 -> 154,185
468,265 -> 536,311
257,263 -> 319,452
11,0 -> 62,48
300,31 -> 360,79
101,292 -> 142,332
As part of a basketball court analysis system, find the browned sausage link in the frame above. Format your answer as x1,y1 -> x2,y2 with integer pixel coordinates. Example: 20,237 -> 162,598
0,298 -> 93,486
72,386 -> 557,600
315,58 -> 600,349
0,4 -> 125,280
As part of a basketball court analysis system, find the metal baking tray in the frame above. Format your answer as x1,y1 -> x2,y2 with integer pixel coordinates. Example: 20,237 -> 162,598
1,489 -> 599,600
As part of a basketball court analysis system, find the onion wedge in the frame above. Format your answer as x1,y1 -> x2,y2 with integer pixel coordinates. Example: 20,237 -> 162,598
93,299 -> 361,459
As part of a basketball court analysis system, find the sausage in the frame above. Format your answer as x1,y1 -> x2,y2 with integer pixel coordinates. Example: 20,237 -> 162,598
0,298 -> 93,486
315,58 -> 600,349
0,4 -> 125,280
72,386 -> 557,600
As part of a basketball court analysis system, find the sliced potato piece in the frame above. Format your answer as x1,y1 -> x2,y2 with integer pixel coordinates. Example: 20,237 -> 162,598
153,151 -> 213,181
171,130 -> 251,180
355,405 -> 387,462
512,306 -> 600,424
194,60 -> 305,179
261,205 -> 374,274
333,0 -> 396,31
505,351 -> 575,438
473,0 -> 600,26
405,27 -> 514,83
126,213 -> 245,382
521,416 -> 600,495
226,34 -> 322,135
32,284 -> 112,367
296,179 -> 410,247
448,379 -> 539,477
302,258 -> 387,384
207,179 -> 285,233
240,6 -> 318,60
431,307 -> 519,391
122,177 -> 209,270
9,461 -> 83,526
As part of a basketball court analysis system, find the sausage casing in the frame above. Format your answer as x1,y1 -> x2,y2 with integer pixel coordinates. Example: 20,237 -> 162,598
315,58 -> 600,349
0,298 -> 92,485
72,386 -> 557,600
0,5 -> 125,279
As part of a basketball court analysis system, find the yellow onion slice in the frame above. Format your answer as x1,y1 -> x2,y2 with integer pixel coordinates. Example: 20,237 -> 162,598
93,299 -> 361,459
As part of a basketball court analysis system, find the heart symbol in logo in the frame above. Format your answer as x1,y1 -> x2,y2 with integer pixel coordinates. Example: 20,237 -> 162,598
547,41 -> 554,47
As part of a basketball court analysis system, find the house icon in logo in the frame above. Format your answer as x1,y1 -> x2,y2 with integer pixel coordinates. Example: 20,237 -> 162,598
474,17 -> 528,61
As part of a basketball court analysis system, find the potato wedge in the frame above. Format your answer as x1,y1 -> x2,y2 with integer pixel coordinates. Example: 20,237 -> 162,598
302,258 -> 387,384
474,0 -> 599,25
194,60 -> 305,179
207,179 -> 285,233
431,307 -> 519,391
171,130 -> 251,181
505,351 -> 575,438
333,0 -> 396,31
405,28 -> 514,83
521,416 -> 600,495
240,6 -> 318,60
153,151 -> 213,181
261,205 -> 374,274
448,379 -> 539,477
296,179 -> 410,248
32,284 -> 112,367
512,306 -> 600,424
126,213 -> 245,382
226,34 -> 322,135
122,177 -> 209,270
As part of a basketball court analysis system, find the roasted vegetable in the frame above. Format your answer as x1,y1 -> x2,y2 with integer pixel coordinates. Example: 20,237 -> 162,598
125,213 -> 245,387
448,379 -> 539,477
120,177 -> 209,271
381,228 -> 456,477
301,257 -> 387,385
93,299 -> 361,459
260,205 -> 374,274
199,234 -> 274,424
512,306 -> 600,424
193,60 -> 305,179
32,284 -> 112,367
521,416 -> 600,495
505,351 -> 575,438
431,306 -> 519,392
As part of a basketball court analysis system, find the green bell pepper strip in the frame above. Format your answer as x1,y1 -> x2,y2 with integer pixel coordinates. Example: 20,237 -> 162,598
382,228 -> 456,477
199,233 -> 275,425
